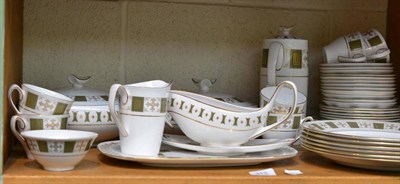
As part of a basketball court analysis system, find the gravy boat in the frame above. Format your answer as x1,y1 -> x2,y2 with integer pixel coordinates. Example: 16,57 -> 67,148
168,81 -> 298,147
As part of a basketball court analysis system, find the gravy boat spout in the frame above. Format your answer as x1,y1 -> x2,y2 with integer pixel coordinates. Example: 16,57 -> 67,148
168,81 -> 298,147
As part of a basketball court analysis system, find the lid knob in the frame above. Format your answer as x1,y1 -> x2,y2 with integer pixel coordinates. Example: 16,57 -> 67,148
67,74 -> 91,89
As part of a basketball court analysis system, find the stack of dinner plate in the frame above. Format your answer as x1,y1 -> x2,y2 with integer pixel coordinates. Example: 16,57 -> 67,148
319,63 -> 400,121
300,119 -> 400,171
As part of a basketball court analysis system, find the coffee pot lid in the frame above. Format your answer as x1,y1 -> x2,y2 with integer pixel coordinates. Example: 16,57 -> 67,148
274,26 -> 299,39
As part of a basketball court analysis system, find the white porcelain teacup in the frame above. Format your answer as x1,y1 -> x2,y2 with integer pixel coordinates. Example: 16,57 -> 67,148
108,80 -> 171,156
168,81 -> 298,147
10,114 -> 69,159
361,29 -> 390,63
21,130 -> 97,171
260,86 -> 307,139
323,32 -> 368,63
8,84 -> 73,115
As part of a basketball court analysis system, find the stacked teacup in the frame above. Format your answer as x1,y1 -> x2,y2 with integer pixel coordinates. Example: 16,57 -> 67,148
260,86 -> 308,139
323,29 -> 390,64
8,84 -> 98,171
320,29 -> 399,121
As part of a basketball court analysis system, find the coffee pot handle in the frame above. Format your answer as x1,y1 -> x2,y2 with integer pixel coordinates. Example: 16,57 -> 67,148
109,84 -> 129,137
267,42 -> 285,86
8,84 -> 24,114
249,81 -> 298,140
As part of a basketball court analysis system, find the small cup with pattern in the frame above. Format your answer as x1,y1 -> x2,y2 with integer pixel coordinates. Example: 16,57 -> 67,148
20,129 -> 97,171
10,114 -> 69,159
8,84 -> 73,115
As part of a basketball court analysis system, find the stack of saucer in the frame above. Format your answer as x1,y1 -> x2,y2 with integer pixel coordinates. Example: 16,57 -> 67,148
300,119 -> 400,171
319,63 -> 400,121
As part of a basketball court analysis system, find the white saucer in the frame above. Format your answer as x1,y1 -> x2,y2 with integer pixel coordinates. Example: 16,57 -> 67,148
97,141 -> 298,167
162,134 -> 295,156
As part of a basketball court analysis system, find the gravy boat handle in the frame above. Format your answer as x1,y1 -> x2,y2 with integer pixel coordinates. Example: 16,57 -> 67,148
249,81 -> 298,140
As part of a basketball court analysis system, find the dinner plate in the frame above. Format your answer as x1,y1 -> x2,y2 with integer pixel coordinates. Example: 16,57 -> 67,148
319,113 -> 400,122
321,75 -> 395,80
320,69 -> 393,74
321,89 -> 396,96
322,92 -> 395,100
320,66 -> 392,70
319,104 -> 400,113
97,141 -> 298,167
322,100 -> 396,109
321,83 -> 396,88
301,137 -> 400,156
162,134 -> 295,155
301,142 -> 400,160
301,120 -> 400,142
301,130 -> 400,147
321,87 -> 396,92
300,134 -> 400,152
320,63 -> 392,67
319,109 -> 400,118
301,143 -> 400,171
321,79 -> 395,84
322,97 -> 397,103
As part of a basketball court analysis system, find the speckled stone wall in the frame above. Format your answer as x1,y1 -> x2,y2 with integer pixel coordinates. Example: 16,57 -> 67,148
23,0 -> 387,115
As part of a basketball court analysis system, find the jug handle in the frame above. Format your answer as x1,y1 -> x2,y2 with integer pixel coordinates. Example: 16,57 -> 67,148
8,84 -> 24,114
294,116 -> 313,142
249,81 -> 298,140
109,84 -> 129,137
267,41 -> 285,86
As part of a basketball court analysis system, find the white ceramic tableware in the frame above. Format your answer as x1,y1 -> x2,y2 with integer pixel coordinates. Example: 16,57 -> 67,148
20,130 -> 97,171
109,80 -> 171,156
168,81 -> 298,147
320,69 -> 393,74
162,134 -> 295,156
361,29 -> 391,63
260,26 -> 309,97
8,84 -> 73,115
260,86 -> 307,139
10,114 -> 68,160
300,134 -> 400,152
323,32 -> 367,63
321,83 -> 395,88
56,74 -> 118,143
97,141 -> 298,167
320,63 -> 392,67
301,120 -> 400,142
301,143 -> 400,171
322,99 -> 396,109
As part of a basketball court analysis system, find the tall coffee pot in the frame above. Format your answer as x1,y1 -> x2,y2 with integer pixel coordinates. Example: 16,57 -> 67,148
260,26 -> 308,98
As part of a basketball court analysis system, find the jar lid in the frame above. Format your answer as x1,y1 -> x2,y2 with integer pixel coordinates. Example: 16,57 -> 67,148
56,74 -> 108,106
274,26 -> 298,39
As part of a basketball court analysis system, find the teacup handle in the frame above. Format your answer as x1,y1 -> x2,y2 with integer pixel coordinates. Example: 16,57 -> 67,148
367,49 -> 390,60
249,81 -> 298,140
337,56 -> 366,63
10,115 -> 34,160
8,84 -> 24,114
294,116 -> 313,141
108,84 -> 129,137
267,41 -> 285,86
